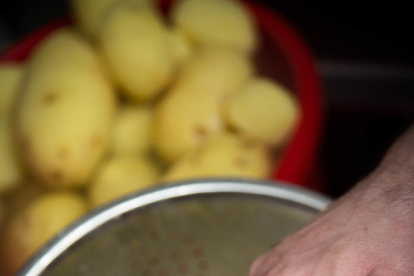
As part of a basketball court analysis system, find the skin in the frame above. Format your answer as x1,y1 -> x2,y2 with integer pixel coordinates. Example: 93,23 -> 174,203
250,124 -> 414,276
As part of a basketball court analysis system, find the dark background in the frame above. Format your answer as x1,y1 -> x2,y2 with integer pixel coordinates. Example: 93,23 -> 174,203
1,0 -> 413,198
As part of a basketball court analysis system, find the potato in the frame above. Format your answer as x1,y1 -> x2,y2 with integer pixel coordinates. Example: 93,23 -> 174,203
154,90 -> 224,163
99,4 -> 173,102
167,27 -> 194,67
162,133 -> 270,182
2,182 -> 47,221
172,0 -> 257,52
70,0 -> 153,38
89,155 -> 160,207
2,192 -> 87,274
0,64 -> 24,115
152,47 -> 251,163
70,0 -> 121,38
225,78 -> 300,146
0,116 -> 23,194
111,105 -> 153,155
174,46 -> 253,100
15,29 -> 116,188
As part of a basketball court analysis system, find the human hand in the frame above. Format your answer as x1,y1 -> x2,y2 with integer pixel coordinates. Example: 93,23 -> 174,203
250,125 -> 414,276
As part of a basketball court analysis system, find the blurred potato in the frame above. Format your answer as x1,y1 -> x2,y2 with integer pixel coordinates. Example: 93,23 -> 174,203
153,90 -> 224,163
153,47 -> 252,163
162,132 -> 270,182
0,116 -> 23,194
2,182 -> 48,221
70,0 -> 121,37
167,27 -> 194,68
225,78 -> 300,146
0,64 -> 25,115
0,0 -> 297,272
173,46 -> 253,100
99,4 -> 174,102
89,155 -> 160,207
111,105 -> 153,154
172,0 -> 257,52
70,0 -> 153,38
15,29 -> 117,188
2,192 -> 87,275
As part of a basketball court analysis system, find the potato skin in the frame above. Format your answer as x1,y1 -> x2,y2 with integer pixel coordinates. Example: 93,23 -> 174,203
15,29 -> 117,188
173,46 -> 253,100
167,27 -> 194,68
162,133 -> 270,182
225,78 -> 300,146
70,0 -> 120,38
1,192 -> 87,275
70,0 -> 154,38
0,65 -> 25,193
0,116 -> 23,194
172,0 -> 257,52
2,182 -> 48,221
152,47 -> 252,163
111,105 -> 153,155
88,155 -> 160,207
0,64 -> 24,116
99,4 -> 173,102
153,90 -> 224,163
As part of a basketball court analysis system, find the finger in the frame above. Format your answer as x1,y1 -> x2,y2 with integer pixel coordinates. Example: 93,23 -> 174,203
249,253 -> 268,276
250,250 -> 288,276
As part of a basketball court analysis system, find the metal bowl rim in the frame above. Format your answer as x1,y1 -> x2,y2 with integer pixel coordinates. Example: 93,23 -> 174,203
18,179 -> 331,276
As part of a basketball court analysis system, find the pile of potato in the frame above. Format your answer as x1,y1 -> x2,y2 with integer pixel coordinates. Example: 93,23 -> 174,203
0,0 -> 300,274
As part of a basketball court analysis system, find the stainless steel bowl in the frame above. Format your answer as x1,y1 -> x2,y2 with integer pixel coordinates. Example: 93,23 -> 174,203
18,180 -> 331,276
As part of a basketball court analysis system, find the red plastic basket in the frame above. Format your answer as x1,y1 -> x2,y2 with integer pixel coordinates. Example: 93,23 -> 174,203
0,0 -> 323,190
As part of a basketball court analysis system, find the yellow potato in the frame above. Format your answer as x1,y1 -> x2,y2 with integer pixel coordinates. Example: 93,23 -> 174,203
167,27 -> 194,67
153,90 -> 224,163
2,192 -> 87,274
172,0 -> 257,52
70,0 -> 153,38
70,0 -> 121,38
99,4 -> 173,102
225,78 -> 300,146
162,133 -> 270,182
174,46 -> 253,100
0,116 -> 23,194
89,155 -> 160,207
0,64 -> 24,115
2,182 -> 48,221
152,47 -> 251,163
15,29 -> 117,188
111,105 -> 153,155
